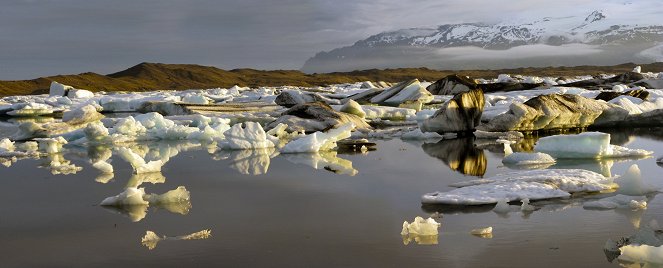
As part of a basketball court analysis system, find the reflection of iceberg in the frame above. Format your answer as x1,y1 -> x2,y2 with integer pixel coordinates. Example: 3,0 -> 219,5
117,147 -> 163,174
604,224 -> 663,265
141,229 -> 211,250
100,186 -> 191,221
126,172 -> 166,188
144,186 -> 192,215
40,153 -> 82,175
421,138 -> 486,176
552,159 -> 614,177
101,204 -> 149,222
229,148 -> 277,175
282,151 -> 358,176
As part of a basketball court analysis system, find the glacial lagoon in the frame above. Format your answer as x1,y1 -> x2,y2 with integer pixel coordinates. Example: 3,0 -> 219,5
1,127 -> 662,267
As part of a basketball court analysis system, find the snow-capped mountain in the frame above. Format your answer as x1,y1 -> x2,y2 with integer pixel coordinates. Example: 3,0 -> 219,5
302,10 -> 663,73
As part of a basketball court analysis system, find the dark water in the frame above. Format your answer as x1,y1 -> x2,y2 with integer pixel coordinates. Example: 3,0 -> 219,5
1,128 -> 663,267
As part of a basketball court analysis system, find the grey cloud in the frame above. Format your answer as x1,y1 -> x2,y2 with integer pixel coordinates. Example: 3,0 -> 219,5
0,0 -> 658,79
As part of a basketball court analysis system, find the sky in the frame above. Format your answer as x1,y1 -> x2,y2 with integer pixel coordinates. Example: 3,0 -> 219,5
0,0 -> 655,79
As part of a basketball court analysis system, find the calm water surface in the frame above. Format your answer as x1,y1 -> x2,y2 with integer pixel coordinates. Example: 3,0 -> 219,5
1,128 -> 663,267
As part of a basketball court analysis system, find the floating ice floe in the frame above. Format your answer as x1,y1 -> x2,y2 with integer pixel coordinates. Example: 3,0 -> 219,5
100,186 -> 191,216
534,132 -> 653,159
501,142 -> 555,167
282,151 -> 357,176
7,102 -> 54,117
400,128 -> 456,140
422,168 -> 618,205
35,137 -> 67,154
281,123 -> 353,153
401,216 -> 440,245
141,229 -> 211,250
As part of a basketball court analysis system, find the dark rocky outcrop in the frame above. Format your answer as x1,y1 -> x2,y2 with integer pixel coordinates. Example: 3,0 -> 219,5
561,71 -> 646,89
368,79 -> 433,105
420,88 -> 485,133
595,89 -> 650,102
266,102 -> 371,133
480,82 -> 544,93
274,90 -> 341,108
426,74 -> 477,95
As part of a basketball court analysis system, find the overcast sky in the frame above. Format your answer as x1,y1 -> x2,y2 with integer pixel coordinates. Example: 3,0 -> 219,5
0,0 -> 652,79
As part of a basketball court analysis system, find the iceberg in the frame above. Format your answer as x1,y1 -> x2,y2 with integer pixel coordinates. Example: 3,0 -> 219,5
281,123 -> 353,153
534,132 -> 653,159
614,164 -> 658,195
100,187 -> 149,206
470,227 -> 493,238
583,194 -> 647,210
219,122 -> 274,150
501,142 -> 555,166
401,216 -> 440,245
422,168 -> 617,205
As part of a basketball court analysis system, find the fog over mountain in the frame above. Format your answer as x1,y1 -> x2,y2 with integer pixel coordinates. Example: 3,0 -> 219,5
303,6 -> 663,73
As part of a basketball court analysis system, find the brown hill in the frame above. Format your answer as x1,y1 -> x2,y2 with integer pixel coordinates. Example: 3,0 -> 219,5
1,62 -> 662,96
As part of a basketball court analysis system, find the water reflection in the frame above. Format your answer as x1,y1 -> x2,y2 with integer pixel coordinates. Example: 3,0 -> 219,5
422,138 -> 487,176
39,153 -> 82,175
282,151 -> 358,176
141,229 -> 212,250
227,148 -> 277,175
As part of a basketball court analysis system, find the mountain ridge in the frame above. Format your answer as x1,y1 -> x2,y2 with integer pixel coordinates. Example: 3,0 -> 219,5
2,62 -> 663,96
303,10 -> 663,73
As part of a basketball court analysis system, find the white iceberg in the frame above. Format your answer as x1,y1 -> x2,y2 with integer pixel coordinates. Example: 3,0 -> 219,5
619,244 -> 663,265
614,164 -> 658,195
49,81 -> 73,97
35,137 -> 67,154
281,123 -> 353,153
100,187 -> 149,206
219,122 -> 274,150
401,216 -> 440,245
502,142 -> 555,166
470,227 -> 493,237
422,168 -> 617,205
534,132 -> 653,159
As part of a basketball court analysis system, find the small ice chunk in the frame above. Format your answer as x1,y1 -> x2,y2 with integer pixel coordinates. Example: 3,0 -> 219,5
633,66 -> 642,73
583,194 -> 648,210
85,121 -> 110,142
470,227 -> 493,236
401,128 -> 456,140
401,216 -> 440,236
340,99 -> 366,118
281,123 -> 353,153
67,88 -> 94,99
100,187 -> 149,206
144,186 -> 190,205
520,198 -> 536,211
0,138 -> 15,152
502,143 -> 555,166
493,198 -> 511,213
49,81 -> 73,97
614,164 -> 658,195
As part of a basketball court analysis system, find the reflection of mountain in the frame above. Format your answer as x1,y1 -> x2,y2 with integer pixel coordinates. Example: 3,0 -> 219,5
422,138 -> 486,176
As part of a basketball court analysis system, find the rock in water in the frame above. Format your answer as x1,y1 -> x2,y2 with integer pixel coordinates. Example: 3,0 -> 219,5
266,102 -> 370,133
426,74 -> 477,95
420,88 -> 485,133
369,79 -> 433,105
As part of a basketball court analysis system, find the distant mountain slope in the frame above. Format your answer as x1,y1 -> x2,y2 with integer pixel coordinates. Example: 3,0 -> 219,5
303,10 -> 663,73
1,62 -> 663,96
